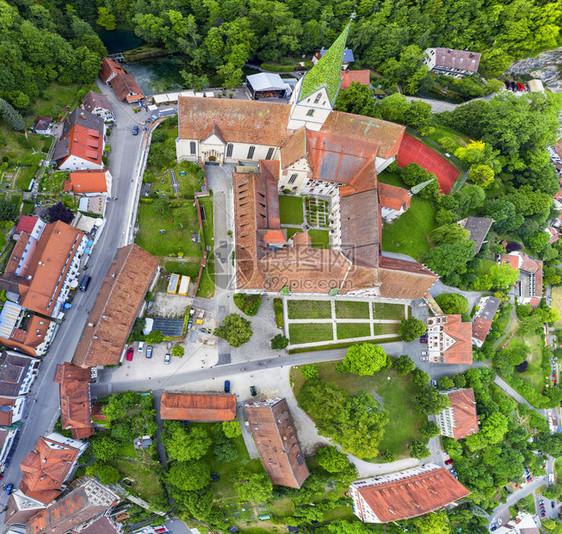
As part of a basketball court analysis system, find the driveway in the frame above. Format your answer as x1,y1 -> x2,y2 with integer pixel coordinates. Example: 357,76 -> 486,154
429,279 -> 484,311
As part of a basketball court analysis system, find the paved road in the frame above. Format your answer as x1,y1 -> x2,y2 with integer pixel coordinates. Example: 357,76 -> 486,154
0,82 -> 146,517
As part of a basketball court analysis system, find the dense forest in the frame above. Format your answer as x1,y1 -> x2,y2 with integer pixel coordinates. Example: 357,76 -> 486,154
1,0 -> 561,113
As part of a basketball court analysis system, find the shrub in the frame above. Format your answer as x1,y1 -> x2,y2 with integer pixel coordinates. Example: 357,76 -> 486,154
271,334 -> 289,350
233,293 -> 262,316
273,298 -> 284,328
300,364 -> 318,378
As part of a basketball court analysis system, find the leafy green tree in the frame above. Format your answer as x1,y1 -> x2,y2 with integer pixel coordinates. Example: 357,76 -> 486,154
393,355 -> 415,375
91,435 -> 120,461
527,232 -> 551,256
235,473 -> 273,502
97,7 -> 116,30
111,422 -> 134,442
179,72 -> 209,92
335,82 -> 377,116
398,317 -> 427,342
171,345 -> 184,357
420,420 -> 441,439
422,240 -> 476,277
213,437 -> 238,462
430,224 -> 470,246
437,376 -> 455,390
435,293 -> 469,315
400,163 -> 439,199
222,421 -> 242,438
174,486 -> 214,521
0,98 -> 24,130
214,313 -> 252,347
300,364 -> 319,378
164,423 -> 212,461
86,462 -> 121,484
415,386 -> 451,414
146,330 -> 164,344
409,440 -> 431,459
411,368 -> 431,387
271,334 -> 289,350
167,461 -> 210,491
316,446 -> 350,474
468,164 -> 495,188
414,510 -> 450,533
337,343 -> 388,375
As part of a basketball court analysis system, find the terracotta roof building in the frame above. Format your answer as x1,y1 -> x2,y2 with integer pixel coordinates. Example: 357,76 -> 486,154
81,91 -> 114,122
64,170 -> 112,195
110,73 -> 144,103
436,388 -> 479,440
26,477 -> 120,534
54,363 -> 93,439
78,516 -> 122,534
459,216 -> 493,254
244,398 -> 309,488
350,464 -> 470,523
426,314 -> 472,364
54,109 -> 105,172
424,48 -> 481,78
72,244 -> 159,368
4,491 -> 45,527
340,70 -> 371,91
100,57 -> 125,84
472,296 -> 501,347
160,392 -> 236,421
0,221 -> 86,318
20,433 -> 87,504
33,117 -> 52,136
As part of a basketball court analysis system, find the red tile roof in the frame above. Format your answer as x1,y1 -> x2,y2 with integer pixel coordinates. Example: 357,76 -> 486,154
340,69 -> 371,90
355,466 -> 470,522
245,398 -> 309,488
20,436 -> 82,504
446,388 -> 479,440
54,363 -> 93,440
72,244 -> 159,367
472,317 -> 493,344
0,314 -> 52,357
443,315 -> 473,364
64,170 -> 109,194
100,57 -> 125,84
0,396 -> 16,426
17,216 -> 38,234
378,183 -> 411,211
160,392 -> 236,421
111,73 -> 144,102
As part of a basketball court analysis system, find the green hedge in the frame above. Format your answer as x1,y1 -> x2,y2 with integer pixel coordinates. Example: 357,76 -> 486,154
273,298 -> 284,328
260,64 -> 296,72
233,293 -> 262,316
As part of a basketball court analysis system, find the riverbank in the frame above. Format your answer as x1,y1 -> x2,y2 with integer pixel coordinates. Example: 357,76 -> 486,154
123,44 -> 172,62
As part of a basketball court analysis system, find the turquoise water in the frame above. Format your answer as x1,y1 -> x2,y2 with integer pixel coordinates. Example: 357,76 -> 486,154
98,30 -> 189,95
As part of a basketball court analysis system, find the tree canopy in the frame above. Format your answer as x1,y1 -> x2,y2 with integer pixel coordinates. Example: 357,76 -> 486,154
399,317 -> 427,342
337,343 -> 388,375
214,313 -> 253,347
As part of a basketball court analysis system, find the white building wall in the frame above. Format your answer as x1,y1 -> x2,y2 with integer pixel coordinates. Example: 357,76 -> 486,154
375,155 -> 395,174
424,48 -> 437,70
288,86 -> 332,131
59,155 -> 103,172
177,138 -> 278,165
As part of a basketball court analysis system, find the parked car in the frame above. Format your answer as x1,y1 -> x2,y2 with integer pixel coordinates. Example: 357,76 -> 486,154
4,484 -> 13,495
431,379 -> 438,387
420,338 -> 428,344
419,356 -> 429,362
421,351 -> 428,356
138,341 -> 145,352
164,353 -> 171,365
250,386 -> 257,396
224,380 -> 231,393
541,510 -> 546,518
552,501 -> 556,508
126,348 -> 134,361
146,345 -> 153,359
445,459 -> 453,465
132,125 -> 139,135
79,275 -> 91,292
201,328 -> 212,334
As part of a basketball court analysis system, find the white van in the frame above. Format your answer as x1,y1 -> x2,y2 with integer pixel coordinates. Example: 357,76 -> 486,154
138,341 -> 145,352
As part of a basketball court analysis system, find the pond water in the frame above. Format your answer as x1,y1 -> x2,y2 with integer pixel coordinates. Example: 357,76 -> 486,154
98,30 -> 144,54
98,30 -> 190,95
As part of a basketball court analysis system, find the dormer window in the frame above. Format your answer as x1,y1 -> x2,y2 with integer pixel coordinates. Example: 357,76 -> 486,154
314,93 -> 321,104
306,109 -> 315,117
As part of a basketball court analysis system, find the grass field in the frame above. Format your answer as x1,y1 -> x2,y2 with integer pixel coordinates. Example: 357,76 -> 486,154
372,302 -> 407,320
198,260 -> 215,299
287,299 -> 331,319
335,300 -> 370,319
112,458 -> 166,502
372,323 -> 400,336
279,195 -> 304,225
199,196 -> 214,245
149,163 -> 205,198
508,334 -> 547,390
551,286 -> 562,327
478,258 -> 496,276
381,195 -> 437,261
336,323 -> 371,339
292,362 -> 424,459
164,260 -> 200,277
288,323 -> 333,344
29,82 -> 97,119
377,170 -> 404,188
135,200 -> 203,257
308,228 -> 330,249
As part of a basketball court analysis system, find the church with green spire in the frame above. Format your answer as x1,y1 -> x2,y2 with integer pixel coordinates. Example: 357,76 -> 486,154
287,25 -> 350,131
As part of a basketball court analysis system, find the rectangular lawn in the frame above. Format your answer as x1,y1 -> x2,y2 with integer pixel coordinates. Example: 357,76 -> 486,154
279,195 -> 304,225
287,299 -> 331,319
135,201 -> 203,257
335,300 -> 370,319
308,229 -> 330,249
372,302 -> 406,320
372,323 -> 400,336
381,196 -> 436,261
289,323 -> 333,344
336,323 -> 371,339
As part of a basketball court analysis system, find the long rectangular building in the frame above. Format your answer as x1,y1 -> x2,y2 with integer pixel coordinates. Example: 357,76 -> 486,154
244,398 -> 309,488
350,464 -> 470,523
